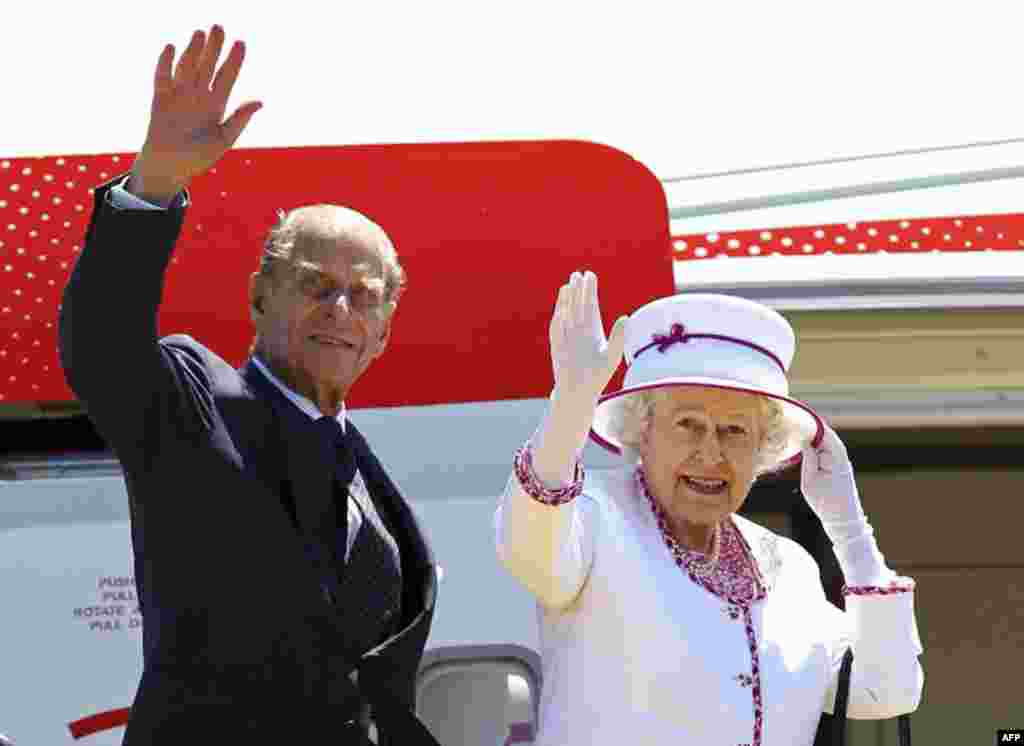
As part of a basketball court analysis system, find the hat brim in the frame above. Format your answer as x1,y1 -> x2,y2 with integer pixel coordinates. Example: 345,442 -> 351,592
589,378 -> 825,471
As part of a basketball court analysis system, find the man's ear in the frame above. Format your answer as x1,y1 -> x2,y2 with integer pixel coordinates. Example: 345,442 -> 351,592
374,315 -> 393,356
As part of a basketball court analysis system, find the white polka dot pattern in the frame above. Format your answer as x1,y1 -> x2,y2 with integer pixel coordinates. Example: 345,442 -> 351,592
0,151 -> 271,405
0,154 -> 102,402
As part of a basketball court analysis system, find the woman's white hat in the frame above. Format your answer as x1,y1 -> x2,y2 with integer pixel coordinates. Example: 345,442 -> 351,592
590,293 -> 824,468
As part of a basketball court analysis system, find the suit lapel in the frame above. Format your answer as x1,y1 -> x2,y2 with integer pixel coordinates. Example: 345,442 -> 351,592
230,362 -> 438,741
239,360 -> 344,596
237,361 -> 437,671
346,424 -> 438,653
211,369 -> 289,516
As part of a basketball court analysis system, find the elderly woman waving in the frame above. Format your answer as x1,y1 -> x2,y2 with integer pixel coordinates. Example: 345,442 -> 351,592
495,272 -> 923,746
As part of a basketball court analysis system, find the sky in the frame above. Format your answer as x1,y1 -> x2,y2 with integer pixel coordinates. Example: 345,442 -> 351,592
5,1 -> 1024,180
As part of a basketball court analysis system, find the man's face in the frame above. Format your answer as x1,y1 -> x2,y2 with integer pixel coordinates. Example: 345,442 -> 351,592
250,216 -> 394,412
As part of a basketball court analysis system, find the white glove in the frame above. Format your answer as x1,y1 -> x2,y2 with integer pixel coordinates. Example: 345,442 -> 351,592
800,425 -> 893,587
531,271 -> 627,486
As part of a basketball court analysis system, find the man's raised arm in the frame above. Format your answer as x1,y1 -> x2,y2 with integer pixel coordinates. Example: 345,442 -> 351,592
58,26 -> 262,442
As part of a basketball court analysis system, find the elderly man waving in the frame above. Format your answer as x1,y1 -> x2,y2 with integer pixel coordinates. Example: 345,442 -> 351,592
59,26 -> 440,745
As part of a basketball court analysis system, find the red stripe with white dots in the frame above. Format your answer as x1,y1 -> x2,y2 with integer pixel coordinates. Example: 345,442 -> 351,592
0,143 -> 674,407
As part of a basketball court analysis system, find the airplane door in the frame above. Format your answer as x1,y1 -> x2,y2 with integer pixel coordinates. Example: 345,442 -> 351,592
416,645 -> 541,746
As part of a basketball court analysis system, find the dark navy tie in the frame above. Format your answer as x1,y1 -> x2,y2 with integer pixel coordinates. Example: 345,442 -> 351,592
311,416 -> 353,573
314,417 -> 403,651
315,416 -> 356,483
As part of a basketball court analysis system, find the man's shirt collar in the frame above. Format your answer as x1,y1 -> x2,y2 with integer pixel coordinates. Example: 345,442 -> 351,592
251,356 -> 346,431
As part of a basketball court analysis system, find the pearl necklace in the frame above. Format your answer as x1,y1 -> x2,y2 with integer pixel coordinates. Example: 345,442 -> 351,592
636,468 -> 722,580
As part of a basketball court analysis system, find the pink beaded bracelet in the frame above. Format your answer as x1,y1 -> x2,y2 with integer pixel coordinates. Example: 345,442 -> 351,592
513,442 -> 584,506
843,578 -> 915,597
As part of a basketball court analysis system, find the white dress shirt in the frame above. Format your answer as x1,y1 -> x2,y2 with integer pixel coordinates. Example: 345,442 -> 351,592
495,466 -> 924,746
108,181 -> 362,560
108,180 -> 188,210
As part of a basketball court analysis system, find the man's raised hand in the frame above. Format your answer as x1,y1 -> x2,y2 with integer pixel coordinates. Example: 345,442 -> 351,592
129,26 -> 263,205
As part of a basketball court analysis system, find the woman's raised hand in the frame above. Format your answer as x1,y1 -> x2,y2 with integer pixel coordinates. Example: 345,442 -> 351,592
799,424 -> 865,526
129,26 -> 263,205
549,271 -> 628,403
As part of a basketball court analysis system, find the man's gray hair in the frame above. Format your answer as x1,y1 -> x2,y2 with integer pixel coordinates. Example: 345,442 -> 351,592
605,388 -> 799,475
259,204 -> 406,312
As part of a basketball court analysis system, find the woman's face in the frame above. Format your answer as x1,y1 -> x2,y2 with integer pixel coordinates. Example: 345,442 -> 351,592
638,387 -> 764,530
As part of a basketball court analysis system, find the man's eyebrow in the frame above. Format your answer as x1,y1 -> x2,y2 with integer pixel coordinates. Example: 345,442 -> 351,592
354,276 -> 386,291
349,263 -> 386,290
292,261 -> 385,295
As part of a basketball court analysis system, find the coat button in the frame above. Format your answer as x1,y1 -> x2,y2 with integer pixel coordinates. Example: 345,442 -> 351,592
322,583 -> 335,605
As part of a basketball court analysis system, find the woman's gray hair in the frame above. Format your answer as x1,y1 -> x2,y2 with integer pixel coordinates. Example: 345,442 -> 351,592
606,388 -> 799,475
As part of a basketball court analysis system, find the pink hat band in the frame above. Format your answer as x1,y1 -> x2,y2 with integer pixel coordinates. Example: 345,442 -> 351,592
590,293 -> 824,465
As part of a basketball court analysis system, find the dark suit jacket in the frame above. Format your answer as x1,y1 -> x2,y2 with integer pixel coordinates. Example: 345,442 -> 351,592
58,176 -> 439,745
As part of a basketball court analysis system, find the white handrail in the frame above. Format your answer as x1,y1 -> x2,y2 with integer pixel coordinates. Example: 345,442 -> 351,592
668,164 -> 1024,220
660,135 -> 1024,184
